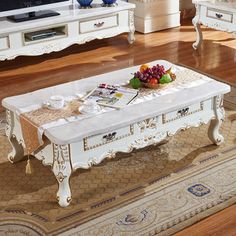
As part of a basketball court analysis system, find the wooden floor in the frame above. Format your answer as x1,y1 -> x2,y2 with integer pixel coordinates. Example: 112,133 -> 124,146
0,19 -> 236,234
0,20 -> 236,113
175,204 -> 236,236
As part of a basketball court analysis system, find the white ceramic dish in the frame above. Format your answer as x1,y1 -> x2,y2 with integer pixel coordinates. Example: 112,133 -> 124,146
79,105 -> 102,115
42,101 -> 68,110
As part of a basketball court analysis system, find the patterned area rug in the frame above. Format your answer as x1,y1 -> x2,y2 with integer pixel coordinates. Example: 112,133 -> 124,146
224,85 -> 236,110
0,107 -> 236,235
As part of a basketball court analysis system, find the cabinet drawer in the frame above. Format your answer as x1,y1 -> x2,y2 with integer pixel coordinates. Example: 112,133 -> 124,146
83,125 -> 134,151
207,8 -> 233,23
162,102 -> 204,124
0,36 -> 9,51
80,14 -> 118,34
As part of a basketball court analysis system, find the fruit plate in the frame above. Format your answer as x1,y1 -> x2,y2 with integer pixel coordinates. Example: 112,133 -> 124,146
142,82 -> 159,89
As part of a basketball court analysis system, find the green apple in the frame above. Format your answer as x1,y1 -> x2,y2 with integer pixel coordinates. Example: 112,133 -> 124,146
159,74 -> 172,84
130,77 -> 141,89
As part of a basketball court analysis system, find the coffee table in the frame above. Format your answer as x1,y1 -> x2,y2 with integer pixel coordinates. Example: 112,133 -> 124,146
2,60 -> 230,207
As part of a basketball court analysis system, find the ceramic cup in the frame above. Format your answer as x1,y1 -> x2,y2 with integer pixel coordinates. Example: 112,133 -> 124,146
49,95 -> 65,109
80,100 -> 100,113
83,100 -> 98,111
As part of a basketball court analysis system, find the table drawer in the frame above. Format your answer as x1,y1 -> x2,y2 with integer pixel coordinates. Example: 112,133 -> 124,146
83,125 -> 134,151
0,36 -> 9,51
207,8 -> 233,23
162,102 -> 204,124
80,14 -> 118,34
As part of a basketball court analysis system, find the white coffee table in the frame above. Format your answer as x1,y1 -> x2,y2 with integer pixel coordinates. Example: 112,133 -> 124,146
2,60 -> 230,207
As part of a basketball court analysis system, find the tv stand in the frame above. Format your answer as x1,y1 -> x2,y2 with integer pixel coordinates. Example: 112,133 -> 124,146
7,10 -> 60,23
0,1 -> 135,60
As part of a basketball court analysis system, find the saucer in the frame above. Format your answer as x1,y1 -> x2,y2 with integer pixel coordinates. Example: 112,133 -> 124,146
75,92 -> 87,100
42,101 -> 68,110
79,105 -> 101,114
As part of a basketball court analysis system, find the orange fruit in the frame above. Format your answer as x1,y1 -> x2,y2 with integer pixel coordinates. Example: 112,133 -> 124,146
139,64 -> 149,73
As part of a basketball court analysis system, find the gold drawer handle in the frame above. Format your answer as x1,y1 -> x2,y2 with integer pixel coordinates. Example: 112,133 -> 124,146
94,22 -> 105,28
215,13 -> 223,19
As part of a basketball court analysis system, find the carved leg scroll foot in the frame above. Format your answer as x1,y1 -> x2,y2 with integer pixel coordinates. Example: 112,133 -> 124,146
192,21 -> 203,50
208,119 -> 224,145
208,96 -> 225,146
5,110 -> 25,163
192,4 -> 203,50
128,10 -> 135,44
128,32 -> 135,44
53,144 -> 72,207
55,172 -> 72,207
8,136 -> 25,163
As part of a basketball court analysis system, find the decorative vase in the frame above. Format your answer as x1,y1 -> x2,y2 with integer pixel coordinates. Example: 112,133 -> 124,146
77,0 -> 93,8
102,0 -> 117,7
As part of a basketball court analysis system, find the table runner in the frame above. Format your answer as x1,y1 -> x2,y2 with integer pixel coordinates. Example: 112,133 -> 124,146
20,100 -> 83,154
19,65 -> 213,154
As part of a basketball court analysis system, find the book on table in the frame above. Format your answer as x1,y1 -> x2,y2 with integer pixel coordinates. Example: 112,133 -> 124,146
83,84 -> 138,109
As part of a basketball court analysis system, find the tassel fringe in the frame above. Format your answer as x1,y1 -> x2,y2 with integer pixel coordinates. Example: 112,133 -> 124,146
25,158 -> 33,175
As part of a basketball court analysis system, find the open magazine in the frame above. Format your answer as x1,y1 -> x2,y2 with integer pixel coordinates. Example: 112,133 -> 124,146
83,84 -> 139,109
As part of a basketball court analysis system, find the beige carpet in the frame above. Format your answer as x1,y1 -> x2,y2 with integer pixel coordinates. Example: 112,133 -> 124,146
0,70 -> 236,235
224,85 -> 236,110
0,106 -> 236,235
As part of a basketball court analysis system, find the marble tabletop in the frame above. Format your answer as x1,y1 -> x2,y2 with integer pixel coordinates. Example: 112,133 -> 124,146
2,60 -> 230,144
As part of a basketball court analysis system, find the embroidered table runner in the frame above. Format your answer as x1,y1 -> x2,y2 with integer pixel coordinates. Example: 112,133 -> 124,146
18,66 -> 213,154
20,100 -> 83,153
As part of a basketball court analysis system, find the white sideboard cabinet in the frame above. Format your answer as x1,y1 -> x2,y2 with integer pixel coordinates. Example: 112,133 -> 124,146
128,0 -> 180,34
0,1 -> 135,60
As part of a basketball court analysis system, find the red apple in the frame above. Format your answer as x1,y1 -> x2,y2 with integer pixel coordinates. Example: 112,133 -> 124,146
149,78 -> 158,84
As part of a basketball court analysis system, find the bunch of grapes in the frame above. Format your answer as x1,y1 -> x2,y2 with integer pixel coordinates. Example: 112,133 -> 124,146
134,64 -> 166,83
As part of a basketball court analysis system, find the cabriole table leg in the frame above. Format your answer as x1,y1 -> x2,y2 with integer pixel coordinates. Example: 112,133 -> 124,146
52,144 -> 72,207
192,4 -> 203,50
128,10 -> 135,44
5,110 -> 25,163
208,95 -> 225,145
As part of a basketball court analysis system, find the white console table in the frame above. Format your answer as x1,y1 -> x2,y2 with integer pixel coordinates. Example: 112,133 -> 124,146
192,0 -> 236,49
0,1 -> 135,60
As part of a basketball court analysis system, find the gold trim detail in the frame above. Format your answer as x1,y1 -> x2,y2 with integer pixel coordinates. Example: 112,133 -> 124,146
56,172 -> 67,183
53,144 -> 71,170
137,117 -> 157,132
83,125 -> 134,151
215,95 -> 223,109
5,109 -> 11,137
67,197 -> 72,204
162,102 -> 204,124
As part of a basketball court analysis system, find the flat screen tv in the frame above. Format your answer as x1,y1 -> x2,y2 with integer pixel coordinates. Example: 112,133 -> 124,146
0,0 -> 72,22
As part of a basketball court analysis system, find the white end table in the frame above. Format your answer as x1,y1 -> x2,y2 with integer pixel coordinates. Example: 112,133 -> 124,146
192,0 -> 236,49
